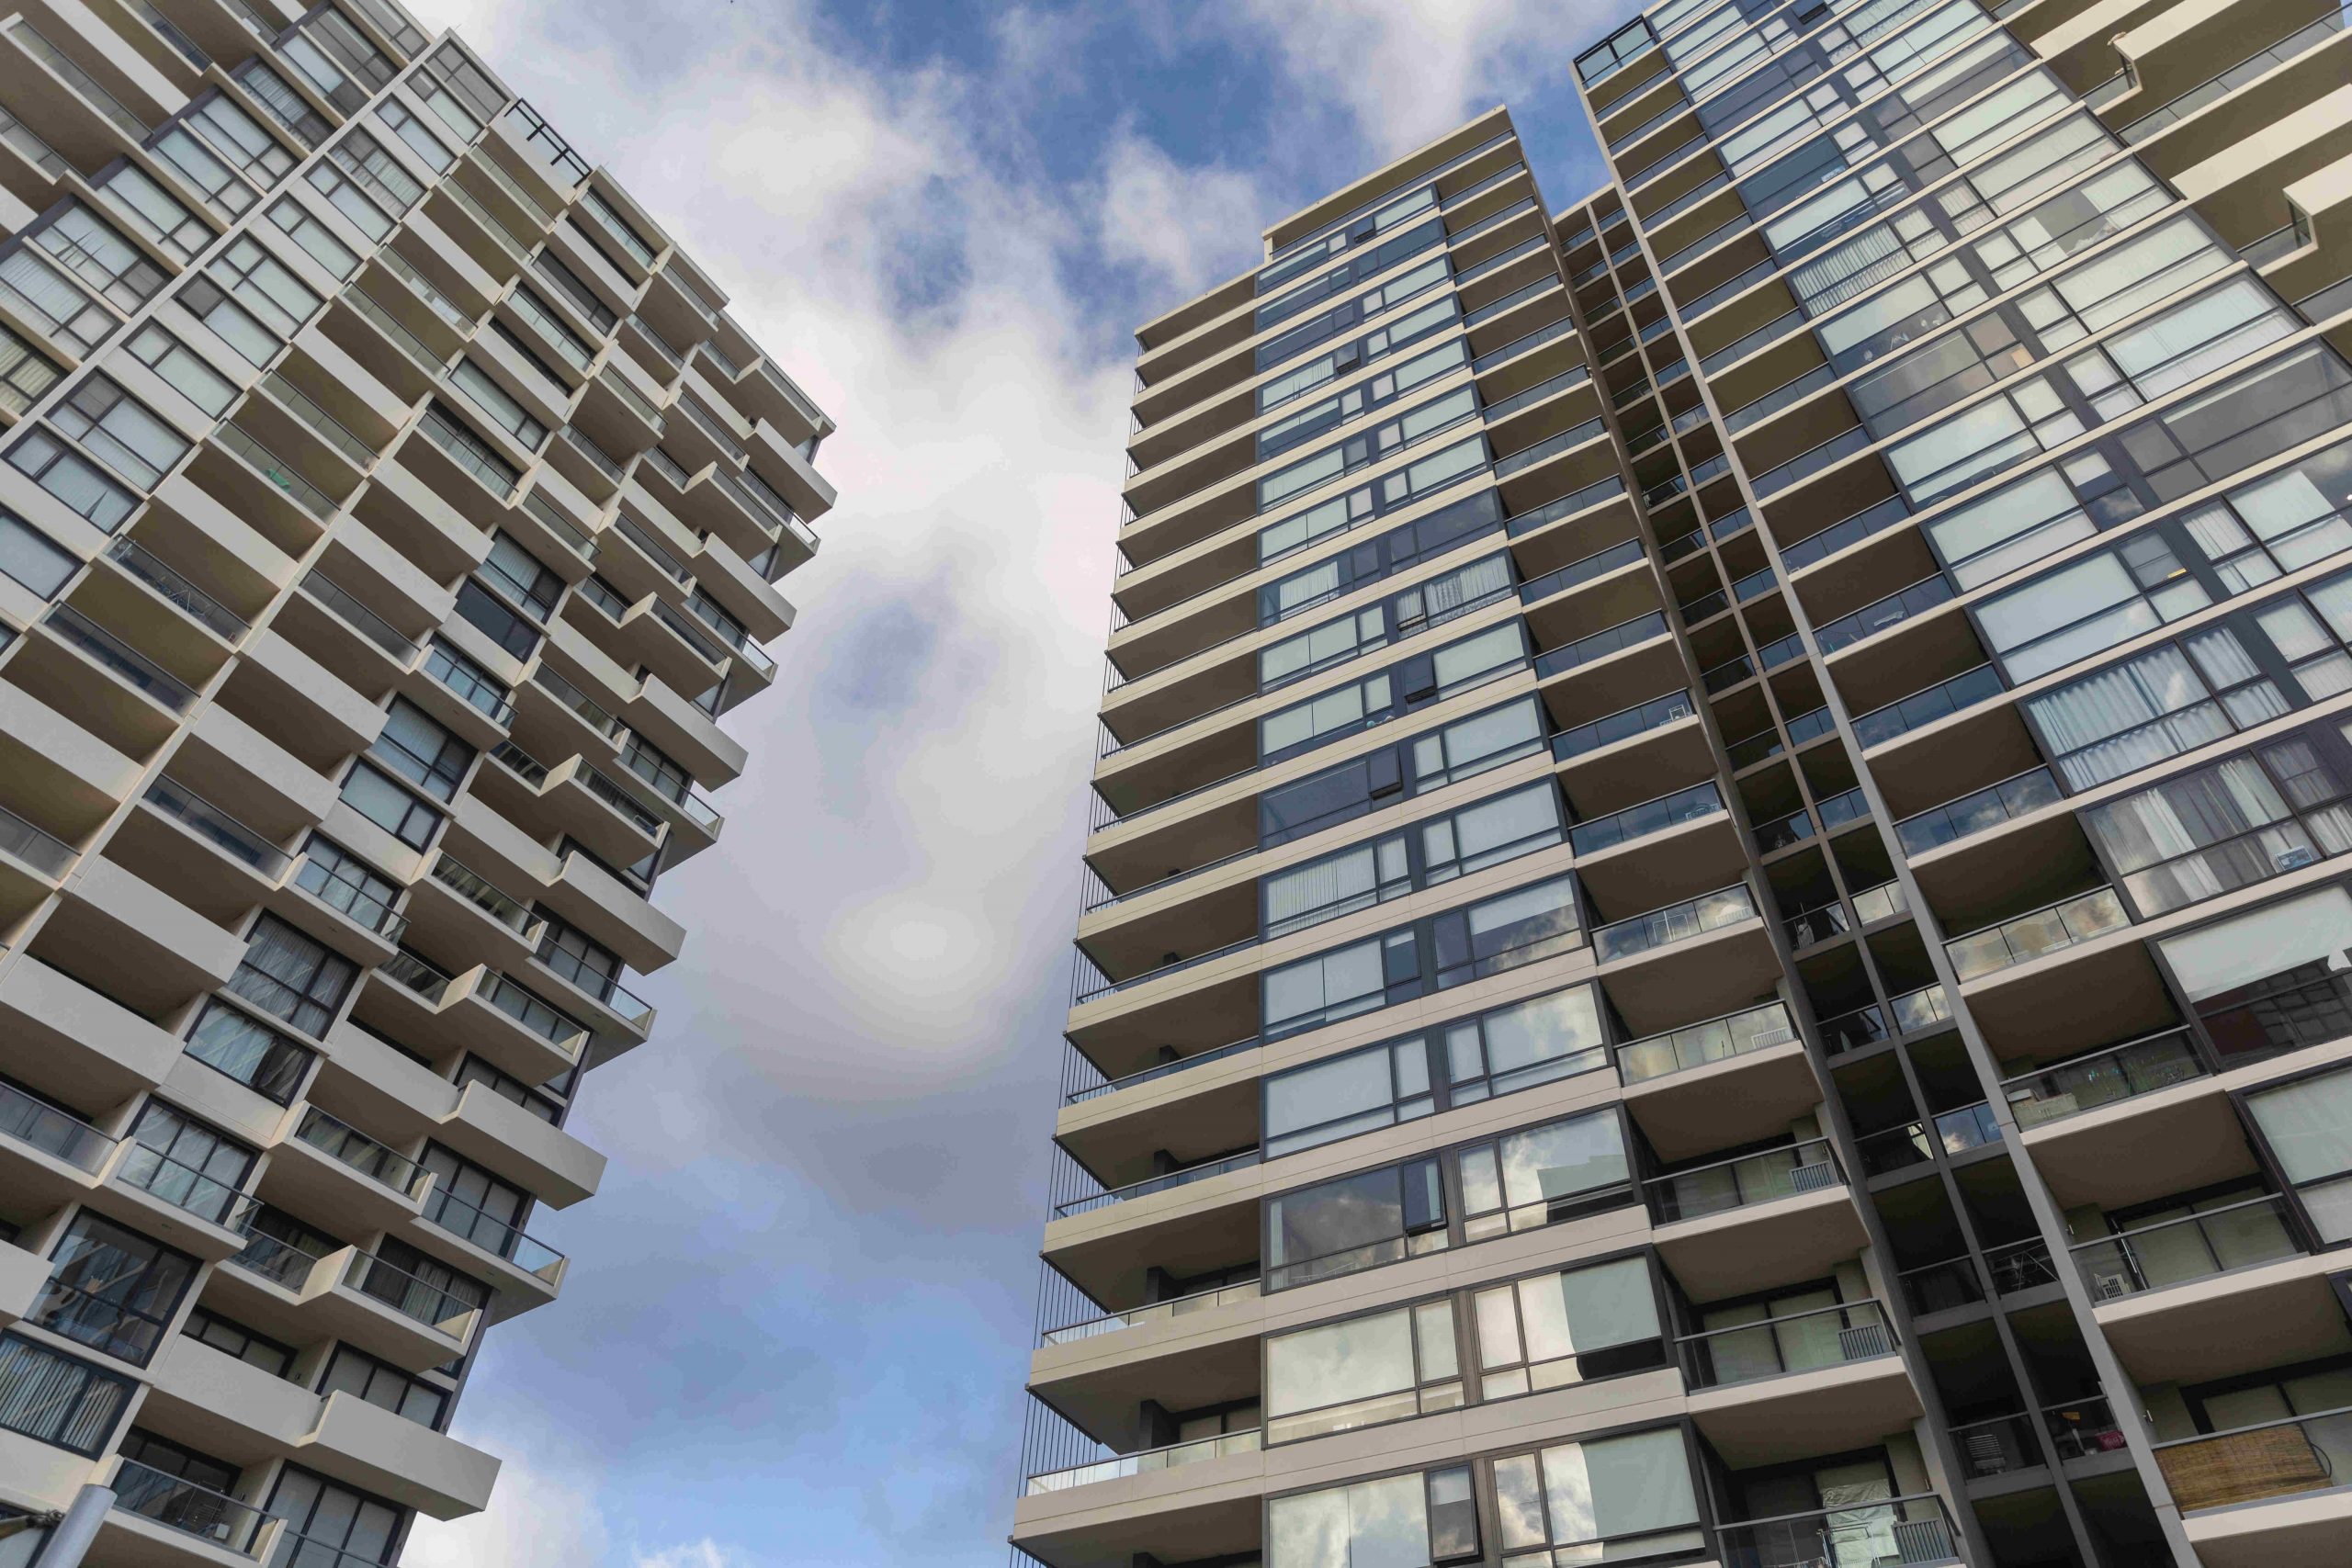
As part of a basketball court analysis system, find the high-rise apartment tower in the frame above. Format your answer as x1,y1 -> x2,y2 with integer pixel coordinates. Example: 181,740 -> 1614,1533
0,0 -> 836,1560
1016,1 -> 2352,1566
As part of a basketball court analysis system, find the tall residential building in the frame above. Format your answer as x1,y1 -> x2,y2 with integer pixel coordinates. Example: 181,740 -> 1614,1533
1015,1 -> 2352,1565
0,0 -> 834,1560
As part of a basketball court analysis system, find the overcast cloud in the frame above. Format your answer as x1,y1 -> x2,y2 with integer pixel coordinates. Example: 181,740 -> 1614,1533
397,2 -> 1635,1563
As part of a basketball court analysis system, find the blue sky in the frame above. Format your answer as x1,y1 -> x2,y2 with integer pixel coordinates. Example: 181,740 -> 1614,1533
401,3 -> 1642,1564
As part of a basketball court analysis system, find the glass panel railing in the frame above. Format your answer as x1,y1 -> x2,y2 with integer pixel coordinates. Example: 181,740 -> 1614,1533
1856,1101 -> 2000,1174
1781,493 -> 1914,574
1042,1278 -> 1262,1346
345,288 -> 447,374
520,489 -> 595,558
1569,779 -> 1724,855
1679,1297 -> 1895,1388
1063,1036 -> 1260,1106
2122,6 -> 2352,144
531,666 -> 623,739
1753,423 -> 1870,499
294,852 -> 404,938
1495,417 -> 1604,479
106,536 -> 246,641
2154,1404 -> 2352,1514
379,948 -> 454,1004
46,604 -> 197,712
1619,1000 -> 1796,1083
1896,768 -> 2061,854
2001,1029 -> 2206,1130
1534,611 -> 1668,679
1024,1428 -> 1262,1495
295,1106 -> 426,1196
0,801 -> 75,878
300,571 -> 419,662
2072,1193 -> 2303,1301
581,764 -> 664,837
1483,365 -> 1594,423
1647,1137 -> 1843,1223
216,423 -> 334,519
414,404 -> 519,501
260,373 -> 376,469
424,1182 -> 565,1281
560,423 -> 624,481
1817,574 -> 1955,654
1716,1495 -> 1959,1566
1505,475 -> 1626,538
1753,807 -> 1812,852
1985,1236 -> 2059,1294
0,1077 -> 115,1171
1052,1148 -> 1261,1218
375,246 -> 472,333
110,1459 -> 271,1555
1947,887 -> 2128,981
481,970 -> 586,1054
144,775 -> 290,878
1593,882 -> 1756,963
228,1224 -> 323,1288
344,1248 -> 479,1337
1552,690 -> 1695,761
1724,364 -> 1836,434
429,853 -> 541,938
1854,664 -> 2004,749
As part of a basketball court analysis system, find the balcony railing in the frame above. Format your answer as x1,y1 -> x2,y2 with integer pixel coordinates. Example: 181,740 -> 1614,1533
532,666 -> 624,739
345,288 -> 447,374
521,489 -> 596,558
0,1077 -> 114,1171
1551,690 -> 1695,762
1899,1255 -> 1986,1316
1896,767 -> 2061,854
295,1107 -> 426,1197
1856,1102 -> 2000,1175
430,854 -> 542,939
106,536 -> 246,641
110,1460 -> 271,1555
216,423 -> 334,518
229,1224 -> 324,1288
1594,882 -> 1756,963
1493,417 -> 1603,479
2001,1029 -> 2205,1131
1647,1136 -> 1843,1224
261,373 -> 376,469
1534,610 -> 1668,679
2120,4 -> 2350,143
2154,1404 -> 2352,1513
345,1249 -> 478,1338
1678,1297 -> 1895,1389
1819,985 -> 1951,1055
1986,1236 -> 2059,1294
424,1182 -> 566,1281
2072,1193 -> 2303,1301
295,851 -> 405,938
300,571 -> 420,662
481,970 -> 588,1054
0,801 -> 74,878
46,604 -> 197,712
1819,573 -> 1955,654
1619,999 -> 1796,1084
1781,493 -> 1912,573
1483,365 -> 1594,423
1577,763 -> 1727,851
1051,1147 -> 1260,1218
1041,1278 -> 1261,1346
145,776 -> 290,879
1063,1035 -> 1259,1106
380,949 -> 455,1005
1717,1495 -> 1959,1568
1854,663 -> 2004,748
1946,886 -> 2128,981
1024,1427 -> 1261,1495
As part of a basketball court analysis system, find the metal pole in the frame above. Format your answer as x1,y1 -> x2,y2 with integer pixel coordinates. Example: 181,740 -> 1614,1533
28,1486 -> 111,1568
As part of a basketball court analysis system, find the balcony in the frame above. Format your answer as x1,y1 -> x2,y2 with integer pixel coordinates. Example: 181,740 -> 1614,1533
2001,1030 -> 2206,1132
1038,1276 -> 1261,1348
106,1458 -> 271,1557
1023,1427 -> 1261,1497
1717,1495 -> 1962,1567
1679,1298 -> 1917,1467
2156,1405 -> 2352,1568
1946,887 -> 2128,983
1646,1138 -> 1865,1299
1617,1000 -> 1818,1162
0,1072 -> 112,1210
416,1180 -> 567,1314
1854,1103 -> 2002,1180
262,1106 -> 431,1233
1821,986 -> 1951,1057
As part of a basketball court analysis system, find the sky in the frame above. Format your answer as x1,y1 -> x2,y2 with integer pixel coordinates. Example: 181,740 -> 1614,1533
400,3 -> 1641,1563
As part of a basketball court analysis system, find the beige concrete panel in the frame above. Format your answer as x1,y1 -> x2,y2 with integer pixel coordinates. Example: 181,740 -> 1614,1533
303,1391 -> 502,1518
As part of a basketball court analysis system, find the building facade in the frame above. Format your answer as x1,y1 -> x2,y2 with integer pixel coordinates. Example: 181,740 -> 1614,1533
1017,2 -> 2352,1566
0,0 -> 834,1560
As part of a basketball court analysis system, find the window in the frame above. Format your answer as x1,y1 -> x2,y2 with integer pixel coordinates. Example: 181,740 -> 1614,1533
176,276 -> 277,367
31,203 -> 165,312
1259,695 -> 1548,849
1265,1300 -> 1462,1442
1265,1039 -> 1432,1158
310,128 -> 424,236
1440,984 -> 1606,1105
1262,671 -> 1393,763
184,998 -> 314,1101
283,7 -> 393,112
120,1428 -> 237,1495
1457,1108 -> 1631,1241
182,1308 -> 293,1380
1258,386 -> 1478,512
1575,17 -> 1653,81
0,510 -> 77,598
186,93 -> 294,188
537,919 -> 619,1001
450,357 -> 548,448
266,1468 -> 405,1565
94,165 -> 209,265
2162,886 -> 2352,1071
1265,930 -> 1419,1041
370,699 -> 473,803
1259,299 -> 1461,417
456,1055 -> 564,1122
6,427 -> 136,531
417,41 -> 503,139
0,321 -> 62,415
1982,536 -> 2210,683
534,253 -> 617,333
151,123 -> 258,220
36,1213 -> 196,1365
124,323 -> 235,417
1257,487 -> 1503,626
297,835 -> 401,931
319,1345 -> 448,1428
0,1334 -> 130,1455
1260,622 -> 1526,764
1261,554 -> 1514,691
45,375 -> 187,491
1430,872 -> 1582,987
2085,732 -> 2352,919
234,59 -> 331,148
123,1099 -> 254,1225
1258,435 -> 1489,565
340,760 -> 441,849
1472,1254 -> 1665,1398
209,234 -> 322,340
0,247 -> 114,356
578,187 -> 656,268
1272,1467 -> 1477,1568
269,198 -> 357,280
227,914 -> 356,1038
1256,256 -> 1453,375
1267,1157 -> 1446,1291
506,285 -> 594,371
1491,1428 -> 1703,1562
420,1144 -> 529,1260
377,99 -> 453,172
2238,1068 -> 2352,1245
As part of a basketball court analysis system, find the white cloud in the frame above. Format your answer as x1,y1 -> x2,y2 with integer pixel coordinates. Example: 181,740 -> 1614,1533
1097,130 -> 1267,299
401,1450 -> 608,1568
635,1543 -> 742,1568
